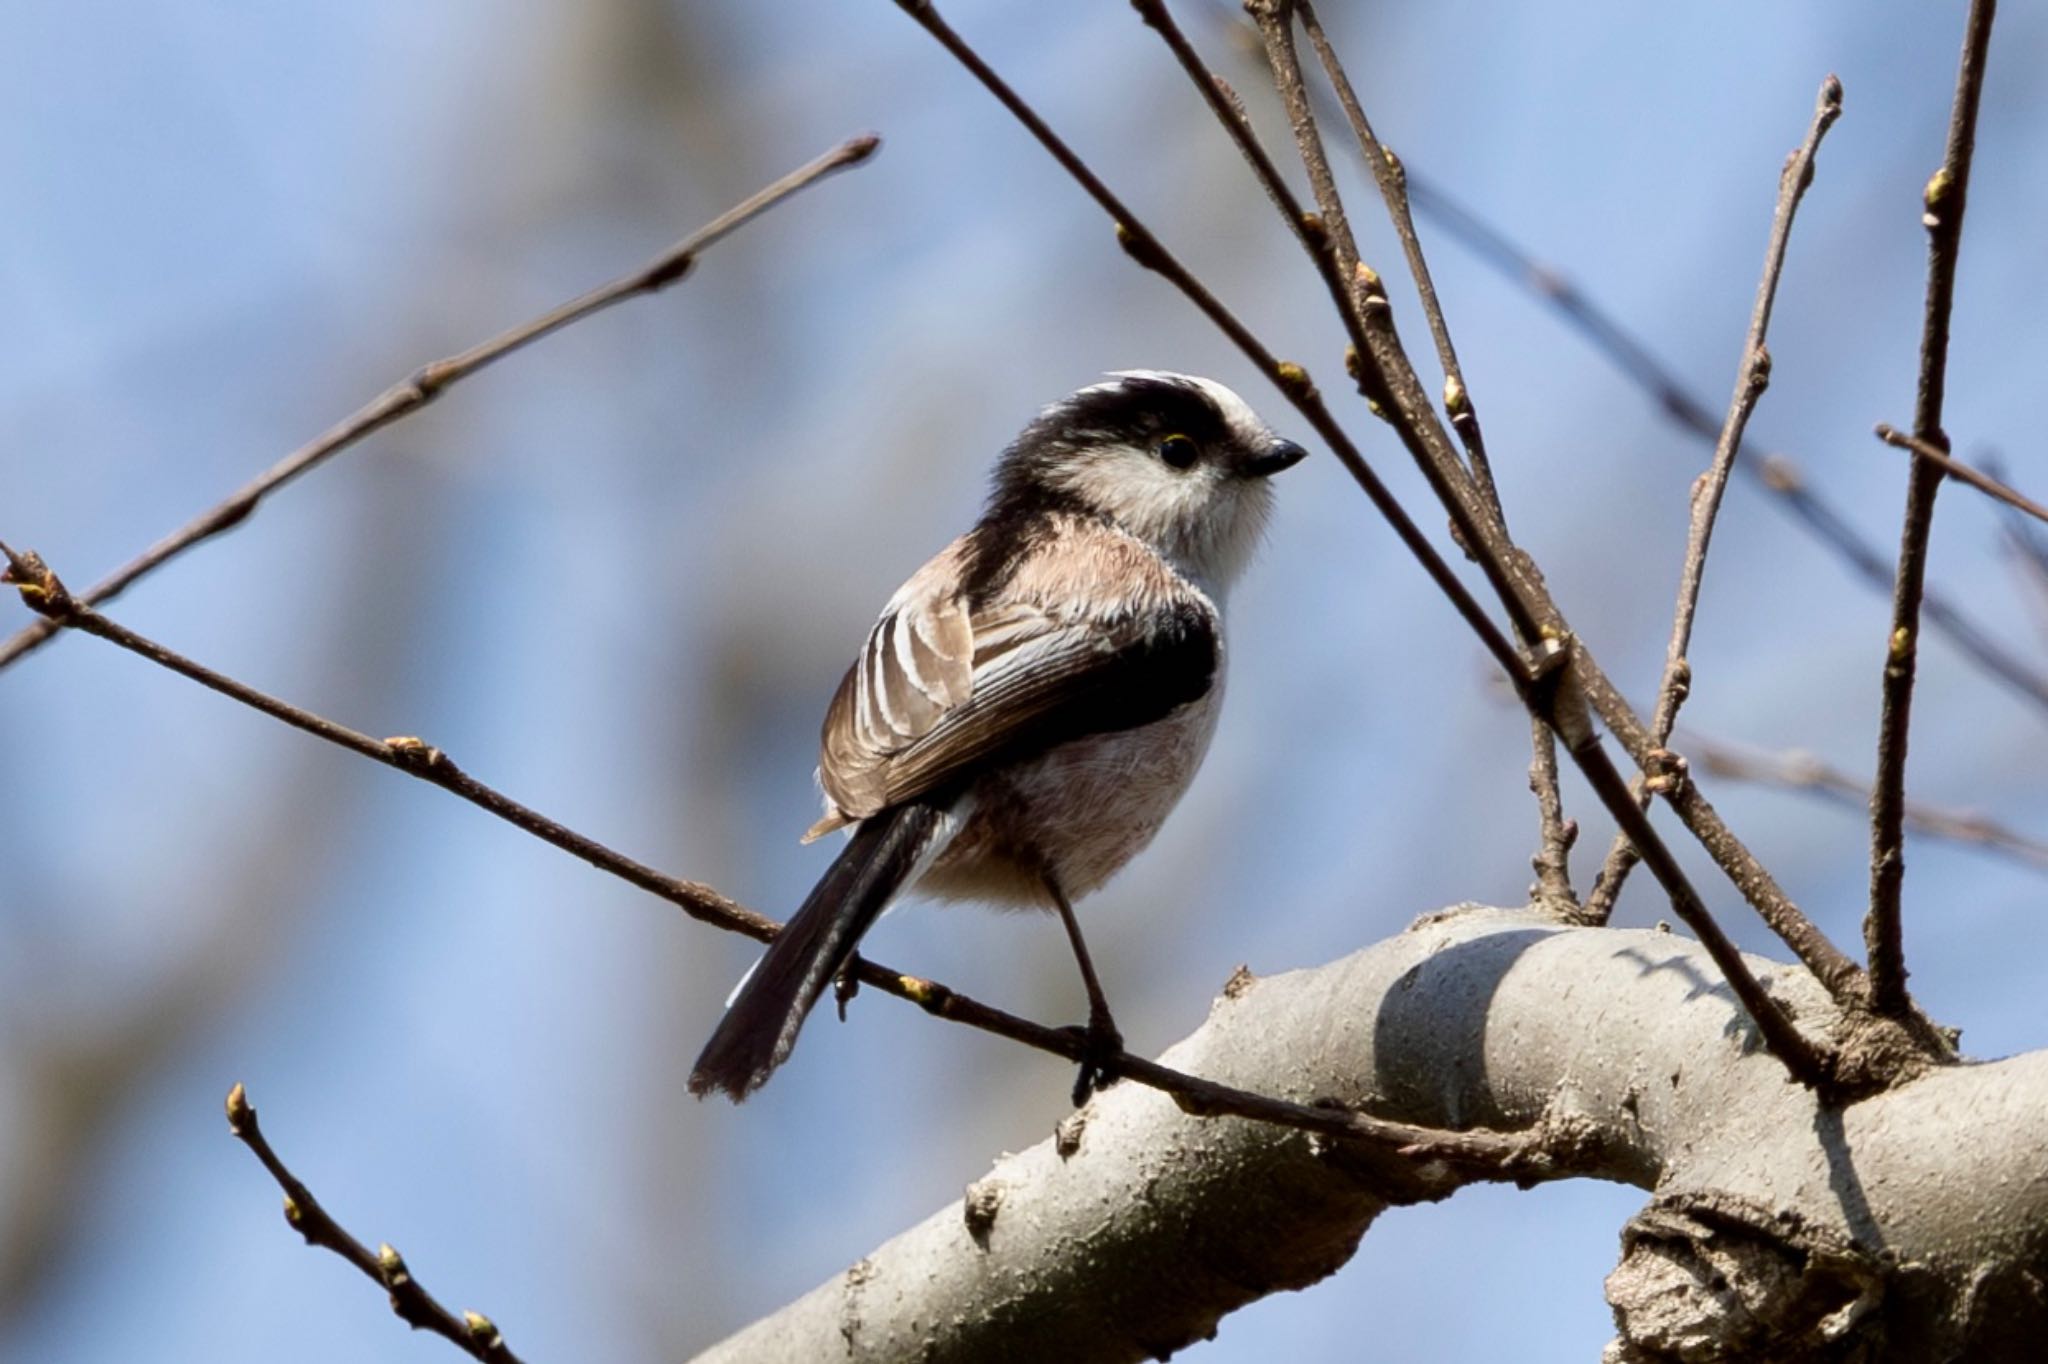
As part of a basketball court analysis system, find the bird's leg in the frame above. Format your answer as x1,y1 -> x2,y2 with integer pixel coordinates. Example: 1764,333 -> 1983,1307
833,965 -> 861,1022
1041,867 -> 1123,1105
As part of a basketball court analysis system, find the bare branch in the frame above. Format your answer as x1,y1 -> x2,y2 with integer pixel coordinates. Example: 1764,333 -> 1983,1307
0,133 -> 880,675
1586,75 -> 1844,923
1689,733 -> 2048,874
1353,108 -> 2048,719
1876,423 -> 2048,527
0,544 -> 1534,1163
225,1084 -> 525,1364
1867,0 -> 1999,1020
1287,0 -> 1576,907
1986,453 -> 2048,644
1290,0 -> 1491,495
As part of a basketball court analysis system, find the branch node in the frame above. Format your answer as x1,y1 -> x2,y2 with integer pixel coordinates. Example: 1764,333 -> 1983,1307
383,736 -> 448,771
409,360 -> 460,401
1442,374 -> 1469,419
1522,632 -> 1571,685
0,544 -> 72,618
1350,260 -> 1389,315
1272,361 -> 1317,402
962,1177 -> 1005,1249
1113,221 -> 1166,273
896,974 -> 953,1016
1221,963 -> 1258,1000
462,1311 -> 505,1352
1298,211 -> 1330,256
1923,165 -> 1954,228
642,254 -> 696,292
1643,748 -> 1691,798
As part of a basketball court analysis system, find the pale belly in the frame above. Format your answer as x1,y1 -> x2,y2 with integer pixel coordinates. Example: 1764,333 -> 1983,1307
915,689 -> 1223,908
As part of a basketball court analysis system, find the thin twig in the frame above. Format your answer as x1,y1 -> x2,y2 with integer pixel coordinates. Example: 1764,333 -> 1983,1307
1688,733 -> 2048,874
1573,662 -> 1870,1008
1290,0 -> 1493,499
1985,454 -> 2048,644
1867,0 -> 1998,1020
1238,0 -> 1841,1080
897,0 -> 1844,1088
1585,76 -> 1844,924
225,1084 -> 525,1364
1334,96 -> 2048,720
1122,1 -> 1526,657
1213,2 -> 1873,1021
1,545 -> 1546,1167
0,134 -> 880,676
1288,0 -> 1576,907
1131,5 -> 1573,918
1876,424 -> 2048,526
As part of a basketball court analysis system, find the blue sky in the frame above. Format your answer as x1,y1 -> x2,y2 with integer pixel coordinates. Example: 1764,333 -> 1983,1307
2,2 -> 2044,1359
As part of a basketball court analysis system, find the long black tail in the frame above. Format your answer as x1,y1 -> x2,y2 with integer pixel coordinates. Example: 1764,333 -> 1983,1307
689,802 -> 945,1101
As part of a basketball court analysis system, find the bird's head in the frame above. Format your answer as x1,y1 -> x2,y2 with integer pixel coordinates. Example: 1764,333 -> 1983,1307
989,371 -> 1307,591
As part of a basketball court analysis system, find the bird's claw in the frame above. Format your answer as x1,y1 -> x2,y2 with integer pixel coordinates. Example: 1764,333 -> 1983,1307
1062,1013 -> 1125,1107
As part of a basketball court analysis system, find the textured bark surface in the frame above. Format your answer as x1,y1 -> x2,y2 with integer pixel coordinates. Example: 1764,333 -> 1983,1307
695,907 -> 2048,1362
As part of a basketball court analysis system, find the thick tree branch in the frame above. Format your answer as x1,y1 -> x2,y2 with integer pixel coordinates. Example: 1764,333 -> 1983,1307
0,133 -> 879,675
1867,0 -> 1997,1020
1586,75 -> 1844,922
225,1084 -> 524,1364
696,908 -> 2046,1363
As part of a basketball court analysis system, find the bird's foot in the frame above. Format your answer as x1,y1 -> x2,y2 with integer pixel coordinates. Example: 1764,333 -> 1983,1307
834,967 -> 860,1022
1061,1009 -> 1124,1107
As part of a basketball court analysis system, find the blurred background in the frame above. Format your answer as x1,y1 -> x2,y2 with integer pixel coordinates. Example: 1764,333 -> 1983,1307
2,1 -> 2044,1358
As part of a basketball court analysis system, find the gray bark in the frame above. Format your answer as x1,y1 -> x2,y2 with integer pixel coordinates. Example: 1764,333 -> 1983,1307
694,906 -> 2048,1362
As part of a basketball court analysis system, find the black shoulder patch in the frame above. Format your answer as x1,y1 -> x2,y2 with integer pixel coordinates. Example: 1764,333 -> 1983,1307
1051,600 -> 1217,739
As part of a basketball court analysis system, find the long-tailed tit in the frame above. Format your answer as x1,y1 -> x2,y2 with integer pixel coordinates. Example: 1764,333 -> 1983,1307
689,371 -> 1305,1102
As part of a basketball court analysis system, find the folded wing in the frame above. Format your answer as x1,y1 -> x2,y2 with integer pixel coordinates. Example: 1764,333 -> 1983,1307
811,593 -> 1217,835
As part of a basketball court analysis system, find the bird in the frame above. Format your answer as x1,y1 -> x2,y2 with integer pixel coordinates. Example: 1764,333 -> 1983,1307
688,371 -> 1306,1103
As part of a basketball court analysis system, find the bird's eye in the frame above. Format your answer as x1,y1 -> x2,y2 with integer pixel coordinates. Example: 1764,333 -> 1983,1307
1157,434 -> 1199,470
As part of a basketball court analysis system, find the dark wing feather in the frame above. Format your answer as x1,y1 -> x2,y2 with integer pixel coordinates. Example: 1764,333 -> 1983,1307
820,597 -> 1216,823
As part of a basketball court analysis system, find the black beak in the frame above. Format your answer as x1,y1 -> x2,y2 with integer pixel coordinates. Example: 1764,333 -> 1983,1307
1244,438 -> 1308,478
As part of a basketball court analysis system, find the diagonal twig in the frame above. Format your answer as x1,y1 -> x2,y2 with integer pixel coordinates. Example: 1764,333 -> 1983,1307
1688,733 -> 2048,874
1583,76 -> 1844,924
0,134 -> 880,676
1984,454 -> 2048,645
0,544 -> 1542,1170
1288,0 -> 1576,908
1876,424 -> 2048,527
225,1084 -> 525,1364
1866,0 -> 1998,1020
897,0 -> 1844,1089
